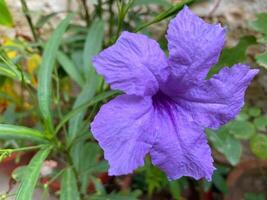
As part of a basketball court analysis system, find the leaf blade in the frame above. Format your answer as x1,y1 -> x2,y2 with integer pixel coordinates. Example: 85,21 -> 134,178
16,147 -> 51,200
37,14 -> 73,133
60,167 -> 80,200
57,51 -> 84,86
0,0 -> 13,27
0,124 -> 48,143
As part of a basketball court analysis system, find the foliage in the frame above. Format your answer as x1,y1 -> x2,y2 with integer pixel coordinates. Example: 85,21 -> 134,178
0,0 -> 195,199
207,105 -> 267,164
0,0 -> 266,199
249,13 -> 267,68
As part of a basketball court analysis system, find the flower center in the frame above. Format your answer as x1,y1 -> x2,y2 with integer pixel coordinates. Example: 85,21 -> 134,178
152,90 -> 176,112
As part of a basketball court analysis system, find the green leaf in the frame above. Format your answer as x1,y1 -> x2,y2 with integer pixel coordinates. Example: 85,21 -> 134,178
55,90 -> 120,134
0,0 -> 13,27
67,19 -> 104,142
236,112 -> 250,121
91,177 -> 106,195
35,12 -> 58,29
169,180 -> 181,200
203,180 -> 212,192
0,124 -> 48,143
213,172 -> 228,193
12,166 -> 27,182
260,35 -> 267,43
249,13 -> 267,34
254,116 -> 267,131
67,80 -> 98,142
245,192 -> 266,200
57,51 -> 84,86
248,107 -> 261,117
136,0 -> 194,32
0,55 -> 31,83
206,128 -> 241,165
256,51 -> 267,69
133,0 -> 171,7
60,167 -> 80,200
16,147 -> 51,200
83,19 -> 104,78
37,14 -> 73,133
229,121 -> 255,139
71,142 -> 107,194
208,36 -> 257,77
250,134 -> 267,159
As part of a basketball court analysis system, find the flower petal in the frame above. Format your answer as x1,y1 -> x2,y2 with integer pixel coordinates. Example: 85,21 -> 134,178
150,104 -> 214,181
92,31 -> 168,96
173,64 -> 259,129
167,6 -> 226,83
91,94 -> 156,175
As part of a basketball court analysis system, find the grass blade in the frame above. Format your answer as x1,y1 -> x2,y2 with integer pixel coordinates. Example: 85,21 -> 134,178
83,19 -> 104,78
37,14 -> 73,133
60,167 -> 80,200
16,146 -> 51,200
136,0 -> 194,32
0,124 -> 49,143
0,0 -> 13,27
67,19 -> 104,142
57,51 -> 84,86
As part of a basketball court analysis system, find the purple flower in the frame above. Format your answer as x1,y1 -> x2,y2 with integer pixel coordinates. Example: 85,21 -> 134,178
91,6 -> 258,181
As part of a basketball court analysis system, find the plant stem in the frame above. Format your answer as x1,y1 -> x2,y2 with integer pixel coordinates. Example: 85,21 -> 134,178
80,0 -> 90,26
108,0 -> 115,41
96,0 -> 103,18
20,0 -> 38,43
115,0 -> 135,40
0,145 -> 46,153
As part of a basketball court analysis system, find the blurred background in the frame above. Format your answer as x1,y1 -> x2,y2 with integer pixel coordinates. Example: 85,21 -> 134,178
0,0 -> 267,199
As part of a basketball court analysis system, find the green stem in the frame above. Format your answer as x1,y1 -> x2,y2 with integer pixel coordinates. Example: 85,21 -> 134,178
135,0 -> 194,32
80,0 -> 90,26
115,0 -> 135,40
96,0 -> 103,18
108,0 -> 115,41
20,0 -> 39,43
44,168 -> 65,186
0,145 -> 46,153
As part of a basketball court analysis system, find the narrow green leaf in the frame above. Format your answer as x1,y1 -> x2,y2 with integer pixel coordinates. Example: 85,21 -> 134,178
0,55 -> 31,83
35,12 -> 58,29
16,147 -> 51,200
0,0 -> 13,27
68,19 -> 104,142
169,181 -> 181,200
60,168 -> 80,200
0,124 -> 49,143
0,64 -> 17,78
83,19 -> 104,78
136,0 -> 194,32
133,0 -> 171,7
37,14 -> 73,133
57,51 -> 84,86
56,90 -> 119,134
213,172 -> 228,193
71,142 -> 107,194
